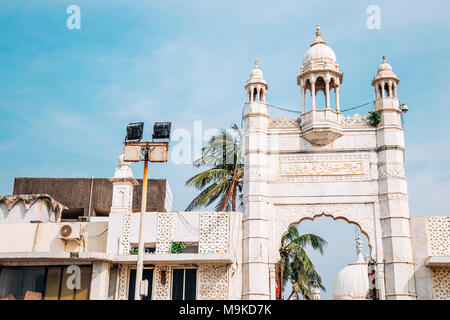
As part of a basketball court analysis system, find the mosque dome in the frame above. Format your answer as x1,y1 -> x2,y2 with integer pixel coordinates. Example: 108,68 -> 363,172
333,235 -> 369,300
302,25 -> 338,71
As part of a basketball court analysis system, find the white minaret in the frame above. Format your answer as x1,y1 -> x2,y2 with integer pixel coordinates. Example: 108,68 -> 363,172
372,57 -> 416,300
297,26 -> 344,146
242,59 -> 271,299
108,153 -> 138,255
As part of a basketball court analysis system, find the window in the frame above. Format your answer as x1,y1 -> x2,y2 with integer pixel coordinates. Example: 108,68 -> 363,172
182,244 -> 198,254
0,265 -> 91,300
130,245 -> 156,254
171,268 -> 197,300
128,268 -> 153,300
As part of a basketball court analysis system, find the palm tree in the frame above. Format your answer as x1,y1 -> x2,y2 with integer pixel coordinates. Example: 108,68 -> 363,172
276,226 -> 327,300
185,124 -> 243,211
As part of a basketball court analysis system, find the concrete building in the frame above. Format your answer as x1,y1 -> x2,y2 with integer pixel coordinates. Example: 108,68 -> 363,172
0,26 -> 449,300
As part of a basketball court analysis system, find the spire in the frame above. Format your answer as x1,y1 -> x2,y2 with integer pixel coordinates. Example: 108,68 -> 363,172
356,233 -> 363,256
315,24 -> 322,37
255,57 -> 258,67
354,231 -> 365,264
311,24 -> 327,47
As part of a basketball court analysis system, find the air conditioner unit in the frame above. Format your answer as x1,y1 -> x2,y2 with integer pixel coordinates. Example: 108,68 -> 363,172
59,223 -> 81,240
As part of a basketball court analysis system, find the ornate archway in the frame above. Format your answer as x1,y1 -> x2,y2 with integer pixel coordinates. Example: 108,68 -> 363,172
272,203 -> 379,262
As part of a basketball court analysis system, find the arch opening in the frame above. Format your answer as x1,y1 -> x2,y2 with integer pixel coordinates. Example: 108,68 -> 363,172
276,214 -> 373,301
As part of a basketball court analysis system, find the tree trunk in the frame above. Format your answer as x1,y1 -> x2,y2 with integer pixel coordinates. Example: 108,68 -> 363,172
232,184 -> 236,211
220,180 -> 234,211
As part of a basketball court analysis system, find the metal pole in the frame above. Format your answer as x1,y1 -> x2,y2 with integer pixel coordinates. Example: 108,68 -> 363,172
134,148 -> 149,300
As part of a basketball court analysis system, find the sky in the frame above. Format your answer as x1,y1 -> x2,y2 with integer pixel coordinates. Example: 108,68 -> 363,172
0,0 -> 449,299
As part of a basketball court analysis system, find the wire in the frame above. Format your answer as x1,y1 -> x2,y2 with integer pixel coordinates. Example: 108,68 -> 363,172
240,98 -> 383,125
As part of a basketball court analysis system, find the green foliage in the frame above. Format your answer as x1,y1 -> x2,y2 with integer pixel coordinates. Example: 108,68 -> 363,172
185,124 -> 244,212
368,110 -> 382,127
277,226 -> 327,300
170,242 -> 186,254
129,247 -> 138,255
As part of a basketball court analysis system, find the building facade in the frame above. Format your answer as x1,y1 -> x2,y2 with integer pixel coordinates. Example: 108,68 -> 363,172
241,25 -> 449,300
0,26 -> 449,300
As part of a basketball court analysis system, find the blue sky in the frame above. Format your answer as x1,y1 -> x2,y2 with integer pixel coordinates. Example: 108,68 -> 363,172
0,1 -> 449,299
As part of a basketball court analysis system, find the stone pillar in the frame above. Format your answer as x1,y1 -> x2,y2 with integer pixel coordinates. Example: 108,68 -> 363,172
325,80 -> 330,109
301,87 -> 306,114
89,262 -> 110,300
242,98 -> 270,300
268,263 -> 276,300
376,94 -> 417,300
311,81 -> 316,110
335,86 -> 340,112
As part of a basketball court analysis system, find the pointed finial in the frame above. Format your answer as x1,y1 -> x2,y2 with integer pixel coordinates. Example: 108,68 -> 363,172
255,58 -> 259,67
382,56 -> 386,63
356,233 -> 363,255
315,24 -> 322,37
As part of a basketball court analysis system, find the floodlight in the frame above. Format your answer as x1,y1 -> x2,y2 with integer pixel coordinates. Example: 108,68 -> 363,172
401,104 -> 408,113
152,122 -> 171,140
126,122 -> 144,141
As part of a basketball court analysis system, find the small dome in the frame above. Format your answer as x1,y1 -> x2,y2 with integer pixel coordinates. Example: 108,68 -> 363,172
302,25 -> 337,67
249,58 -> 264,79
333,235 -> 369,300
244,58 -> 268,90
372,56 -> 399,84
377,56 -> 392,73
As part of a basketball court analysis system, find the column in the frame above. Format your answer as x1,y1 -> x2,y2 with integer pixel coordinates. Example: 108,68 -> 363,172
381,81 -> 385,98
311,81 -> 316,110
269,263 -> 276,300
89,262 -> 111,300
301,87 -> 306,113
388,82 -> 393,97
242,97 -> 270,300
376,98 -> 417,300
325,80 -> 330,109
335,86 -> 340,112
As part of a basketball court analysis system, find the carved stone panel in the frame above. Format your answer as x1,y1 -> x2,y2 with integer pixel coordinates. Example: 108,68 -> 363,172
199,212 -> 229,254
153,266 -> 171,300
431,267 -> 450,300
277,154 -> 371,182
426,216 -> 450,257
117,264 -> 129,300
198,264 -> 229,300
156,212 -> 173,253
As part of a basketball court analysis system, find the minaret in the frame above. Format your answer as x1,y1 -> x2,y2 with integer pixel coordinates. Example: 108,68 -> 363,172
297,26 -> 344,146
372,57 -> 416,300
242,59 -> 271,299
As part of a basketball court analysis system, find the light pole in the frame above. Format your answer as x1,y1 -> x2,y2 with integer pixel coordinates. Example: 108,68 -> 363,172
123,122 -> 171,300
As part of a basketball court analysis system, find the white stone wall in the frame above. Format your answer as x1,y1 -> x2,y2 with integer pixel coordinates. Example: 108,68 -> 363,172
110,211 -> 242,300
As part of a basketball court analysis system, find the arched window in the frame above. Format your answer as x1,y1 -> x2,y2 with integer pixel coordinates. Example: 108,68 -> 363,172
253,87 -> 258,101
384,82 -> 390,97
